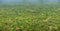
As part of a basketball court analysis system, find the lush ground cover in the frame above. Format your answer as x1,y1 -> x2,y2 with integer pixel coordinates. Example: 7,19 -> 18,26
0,3 -> 60,31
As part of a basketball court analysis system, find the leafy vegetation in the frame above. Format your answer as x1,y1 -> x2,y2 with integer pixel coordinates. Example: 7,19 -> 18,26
0,3 -> 60,31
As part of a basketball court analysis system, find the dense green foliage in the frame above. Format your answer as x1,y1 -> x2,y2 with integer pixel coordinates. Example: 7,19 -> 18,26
0,3 -> 60,31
